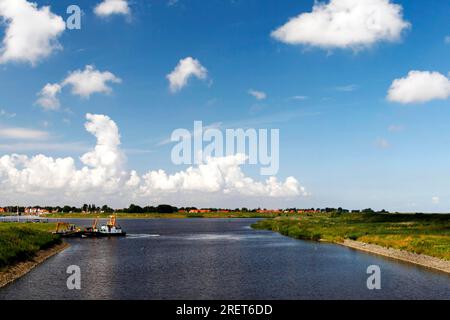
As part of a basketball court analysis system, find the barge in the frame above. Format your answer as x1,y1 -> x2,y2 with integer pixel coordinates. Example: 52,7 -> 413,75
53,215 -> 126,238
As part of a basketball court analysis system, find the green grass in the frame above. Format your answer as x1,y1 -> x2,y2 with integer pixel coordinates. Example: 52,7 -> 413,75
252,213 -> 450,260
0,222 -> 60,270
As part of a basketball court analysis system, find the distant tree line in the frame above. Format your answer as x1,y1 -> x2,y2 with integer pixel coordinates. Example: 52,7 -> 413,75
0,204 -> 390,215
121,204 -> 178,213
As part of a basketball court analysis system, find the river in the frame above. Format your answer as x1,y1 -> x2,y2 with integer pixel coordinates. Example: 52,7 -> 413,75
0,218 -> 449,299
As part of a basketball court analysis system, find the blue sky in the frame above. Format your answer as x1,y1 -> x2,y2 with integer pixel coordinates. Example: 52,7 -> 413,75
0,0 -> 449,211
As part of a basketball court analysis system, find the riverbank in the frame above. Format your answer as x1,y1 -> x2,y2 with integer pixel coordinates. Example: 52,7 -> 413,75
340,239 -> 450,274
252,213 -> 450,272
0,222 -> 64,288
0,242 -> 69,288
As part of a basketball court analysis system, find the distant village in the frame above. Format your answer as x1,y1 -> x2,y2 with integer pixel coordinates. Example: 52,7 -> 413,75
0,204 -> 389,216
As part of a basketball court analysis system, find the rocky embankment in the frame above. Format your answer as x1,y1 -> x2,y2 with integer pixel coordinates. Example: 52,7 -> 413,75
0,242 -> 69,288
341,239 -> 450,274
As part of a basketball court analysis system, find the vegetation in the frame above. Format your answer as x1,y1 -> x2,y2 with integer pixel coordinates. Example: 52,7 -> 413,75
121,204 -> 178,214
45,211 -> 279,219
0,222 -> 60,270
1,204 -> 392,216
252,212 -> 450,260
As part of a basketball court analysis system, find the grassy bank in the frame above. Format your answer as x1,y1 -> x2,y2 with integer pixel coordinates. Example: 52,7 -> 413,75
45,212 -> 277,219
0,223 -> 60,270
252,213 -> 450,261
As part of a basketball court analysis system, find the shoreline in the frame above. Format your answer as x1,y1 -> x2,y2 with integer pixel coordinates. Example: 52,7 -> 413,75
2,215 -> 271,220
0,242 -> 69,289
339,239 -> 450,275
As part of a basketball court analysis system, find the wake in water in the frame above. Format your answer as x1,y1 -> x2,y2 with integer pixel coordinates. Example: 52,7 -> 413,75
126,234 -> 161,239
183,233 -> 269,241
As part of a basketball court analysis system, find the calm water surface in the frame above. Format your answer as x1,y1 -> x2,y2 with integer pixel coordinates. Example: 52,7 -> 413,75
1,218 -> 450,300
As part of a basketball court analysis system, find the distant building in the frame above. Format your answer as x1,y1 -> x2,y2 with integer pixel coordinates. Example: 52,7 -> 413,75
256,209 -> 281,214
25,207 -> 50,216
189,209 -> 211,214
296,209 -> 318,214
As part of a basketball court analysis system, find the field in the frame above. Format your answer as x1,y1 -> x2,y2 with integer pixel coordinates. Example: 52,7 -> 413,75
0,222 -> 60,270
252,213 -> 450,260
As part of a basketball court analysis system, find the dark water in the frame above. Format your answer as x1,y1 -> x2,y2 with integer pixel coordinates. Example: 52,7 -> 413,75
1,218 -> 449,300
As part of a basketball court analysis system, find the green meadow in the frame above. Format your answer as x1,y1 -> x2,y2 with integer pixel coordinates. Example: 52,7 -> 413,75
252,213 -> 450,260
0,223 -> 60,270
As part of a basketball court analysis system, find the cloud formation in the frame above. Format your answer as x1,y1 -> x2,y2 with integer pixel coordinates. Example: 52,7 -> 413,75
36,65 -> 121,110
140,155 -> 303,198
0,127 -> 48,140
248,89 -> 267,100
167,57 -> 208,93
62,65 -> 122,98
36,83 -> 62,111
0,114 -> 306,205
0,109 -> 16,118
94,0 -> 130,17
387,70 -> 450,104
432,196 -> 440,205
334,84 -> 358,92
271,0 -> 410,50
289,96 -> 308,101
0,0 -> 65,65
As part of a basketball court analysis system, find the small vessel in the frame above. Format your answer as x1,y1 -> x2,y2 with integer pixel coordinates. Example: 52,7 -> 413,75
83,215 -> 126,237
53,222 -> 83,238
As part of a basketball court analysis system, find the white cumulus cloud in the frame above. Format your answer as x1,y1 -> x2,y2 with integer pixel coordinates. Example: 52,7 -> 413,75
140,154 -> 304,198
0,114 -> 306,205
271,0 -> 410,50
62,65 -> 122,98
0,0 -> 66,65
36,65 -> 121,110
387,70 -> 450,104
167,57 -> 208,93
94,0 -> 130,17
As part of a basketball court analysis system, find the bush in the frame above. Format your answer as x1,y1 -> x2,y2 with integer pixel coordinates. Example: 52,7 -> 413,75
311,233 -> 322,241
348,234 -> 359,240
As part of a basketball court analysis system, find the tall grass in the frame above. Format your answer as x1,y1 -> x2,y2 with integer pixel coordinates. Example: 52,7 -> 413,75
252,213 -> 450,260
0,223 -> 61,269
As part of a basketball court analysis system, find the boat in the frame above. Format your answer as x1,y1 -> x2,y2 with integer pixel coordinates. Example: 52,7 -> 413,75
53,222 -> 83,238
83,215 -> 126,237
